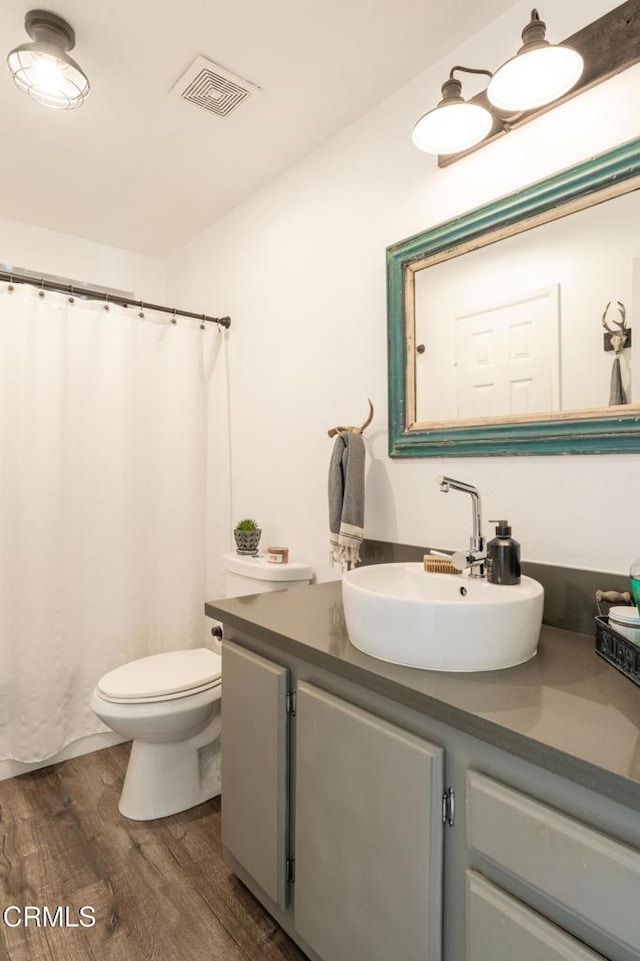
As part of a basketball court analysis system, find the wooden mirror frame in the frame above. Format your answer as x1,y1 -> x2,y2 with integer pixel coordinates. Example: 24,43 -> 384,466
387,137 -> 640,457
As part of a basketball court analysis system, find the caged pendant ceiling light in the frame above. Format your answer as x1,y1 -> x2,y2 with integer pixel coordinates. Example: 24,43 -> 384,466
7,9 -> 89,110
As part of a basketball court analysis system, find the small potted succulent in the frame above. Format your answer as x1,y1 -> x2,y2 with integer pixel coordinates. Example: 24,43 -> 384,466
234,518 -> 262,556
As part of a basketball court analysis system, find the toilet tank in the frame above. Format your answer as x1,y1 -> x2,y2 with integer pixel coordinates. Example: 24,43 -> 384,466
223,551 -> 313,598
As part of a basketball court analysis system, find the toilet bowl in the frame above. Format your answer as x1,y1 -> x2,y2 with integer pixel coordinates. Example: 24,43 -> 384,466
91,647 -> 222,821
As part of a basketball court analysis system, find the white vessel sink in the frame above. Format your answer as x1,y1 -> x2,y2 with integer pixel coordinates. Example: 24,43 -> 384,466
342,563 -> 544,672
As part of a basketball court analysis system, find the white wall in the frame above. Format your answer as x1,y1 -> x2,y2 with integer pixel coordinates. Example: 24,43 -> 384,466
0,215 -> 166,301
167,0 -> 640,589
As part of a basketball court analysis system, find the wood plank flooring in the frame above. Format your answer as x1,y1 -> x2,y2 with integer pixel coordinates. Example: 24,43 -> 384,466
0,743 -> 309,961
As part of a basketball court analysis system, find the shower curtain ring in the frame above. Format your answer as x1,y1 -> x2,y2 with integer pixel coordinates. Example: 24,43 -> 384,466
8,273 -> 14,292
200,313 -> 206,330
104,293 -> 110,312
38,278 -> 45,298
138,300 -> 145,320
171,308 -> 177,325
68,284 -> 75,305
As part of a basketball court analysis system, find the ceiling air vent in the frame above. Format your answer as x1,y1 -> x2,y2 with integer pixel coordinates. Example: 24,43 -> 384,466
171,56 -> 260,117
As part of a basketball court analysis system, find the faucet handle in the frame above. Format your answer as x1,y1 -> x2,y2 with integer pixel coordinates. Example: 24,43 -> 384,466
452,547 -> 487,575
450,550 -> 467,572
451,549 -> 475,572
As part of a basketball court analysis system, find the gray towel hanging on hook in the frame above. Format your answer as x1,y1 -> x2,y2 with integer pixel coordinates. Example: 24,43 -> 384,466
602,301 -> 629,406
609,356 -> 627,406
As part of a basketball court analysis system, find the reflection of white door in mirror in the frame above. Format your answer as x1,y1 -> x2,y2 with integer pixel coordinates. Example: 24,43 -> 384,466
453,287 -> 560,421
413,190 -> 639,426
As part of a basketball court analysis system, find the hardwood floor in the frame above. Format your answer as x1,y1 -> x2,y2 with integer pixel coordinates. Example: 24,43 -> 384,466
0,743 -> 308,961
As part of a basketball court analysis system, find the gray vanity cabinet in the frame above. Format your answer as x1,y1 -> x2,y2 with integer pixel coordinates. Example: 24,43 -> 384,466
294,681 -> 444,961
221,641 -> 290,909
219,631 -> 640,961
221,640 -> 445,961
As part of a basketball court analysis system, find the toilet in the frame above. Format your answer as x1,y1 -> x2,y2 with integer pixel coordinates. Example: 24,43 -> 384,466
91,551 -> 313,821
90,647 -> 222,821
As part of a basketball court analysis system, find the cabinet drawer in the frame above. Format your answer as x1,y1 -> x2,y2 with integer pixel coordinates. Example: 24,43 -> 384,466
466,771 -> 640,957
467,871 -> 606,961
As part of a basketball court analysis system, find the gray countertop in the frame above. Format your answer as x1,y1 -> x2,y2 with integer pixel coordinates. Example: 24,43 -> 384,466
206,580 -> 640,811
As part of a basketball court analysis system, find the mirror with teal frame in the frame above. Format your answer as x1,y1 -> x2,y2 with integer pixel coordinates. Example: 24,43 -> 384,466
387,137 -> 640,456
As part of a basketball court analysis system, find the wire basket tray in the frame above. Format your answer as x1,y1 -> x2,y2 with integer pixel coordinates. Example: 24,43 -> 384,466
595,615 -> 640,687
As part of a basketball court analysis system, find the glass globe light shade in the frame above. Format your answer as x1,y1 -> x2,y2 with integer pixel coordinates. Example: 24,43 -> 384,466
7,12 -> 89,110
413,90 -> 493,155
412,102 -> 493,154
7,42 -> 89,109
487,43 -> 583,112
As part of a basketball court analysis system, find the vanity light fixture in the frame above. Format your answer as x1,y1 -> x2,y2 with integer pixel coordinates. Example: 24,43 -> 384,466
7,10 -> 89,110
413,7 -> 584,157
487,9 -> 583,112
412,67 -> 493,155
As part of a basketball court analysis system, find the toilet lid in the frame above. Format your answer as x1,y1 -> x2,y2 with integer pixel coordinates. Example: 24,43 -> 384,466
97,648 -> 222,701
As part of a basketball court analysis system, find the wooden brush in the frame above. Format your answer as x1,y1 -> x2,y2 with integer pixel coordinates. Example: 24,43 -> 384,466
423,555 -> 458,574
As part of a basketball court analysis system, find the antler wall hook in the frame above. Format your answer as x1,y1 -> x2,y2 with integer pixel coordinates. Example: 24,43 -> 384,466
328,399 -> 374,438
602,300 -> 629,356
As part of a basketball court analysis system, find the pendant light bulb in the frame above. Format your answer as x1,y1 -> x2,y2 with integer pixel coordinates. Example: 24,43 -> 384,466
7,10 -> 89,110
487,9 -> 583,113
413,77 -> 493,155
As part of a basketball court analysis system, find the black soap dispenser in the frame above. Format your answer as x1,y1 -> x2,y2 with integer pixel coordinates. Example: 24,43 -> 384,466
487,520 -> 521,585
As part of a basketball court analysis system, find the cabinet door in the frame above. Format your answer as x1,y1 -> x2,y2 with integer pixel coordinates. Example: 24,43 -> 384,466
294,681 -> 444,961
221,640 -> 290,908
467,871 -> 607,961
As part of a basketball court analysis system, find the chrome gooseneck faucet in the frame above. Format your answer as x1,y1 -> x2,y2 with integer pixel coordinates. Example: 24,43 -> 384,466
437,476 -> 486,577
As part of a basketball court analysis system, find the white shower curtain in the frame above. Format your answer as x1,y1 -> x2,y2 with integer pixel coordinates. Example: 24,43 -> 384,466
0,283 -> 208,762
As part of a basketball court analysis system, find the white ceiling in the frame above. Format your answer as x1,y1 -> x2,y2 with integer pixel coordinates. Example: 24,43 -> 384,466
0,0 -> 511,257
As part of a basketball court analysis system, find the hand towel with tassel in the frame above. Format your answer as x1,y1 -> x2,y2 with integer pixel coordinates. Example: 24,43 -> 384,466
328,432 -> 365,570
609,355 -> 628,405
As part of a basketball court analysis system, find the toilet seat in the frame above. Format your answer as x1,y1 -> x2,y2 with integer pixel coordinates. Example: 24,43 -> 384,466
97,648 -> 222,704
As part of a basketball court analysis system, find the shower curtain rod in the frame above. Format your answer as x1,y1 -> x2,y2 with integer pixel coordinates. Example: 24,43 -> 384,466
0,270 -> 232,329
